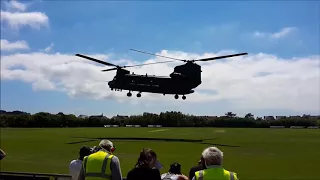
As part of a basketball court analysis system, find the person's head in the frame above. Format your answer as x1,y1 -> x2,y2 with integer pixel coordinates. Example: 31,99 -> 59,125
135,148 -> 161,169
99,139 -> 116,154
201,146 -> 223,167
169,162 -> 181,174
79,146 -> 91,161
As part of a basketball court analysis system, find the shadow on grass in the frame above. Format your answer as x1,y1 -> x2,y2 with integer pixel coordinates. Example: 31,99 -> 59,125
67,137 -> 241,148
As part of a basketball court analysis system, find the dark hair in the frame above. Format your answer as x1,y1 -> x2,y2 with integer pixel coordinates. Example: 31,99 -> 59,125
169,162 -> 181,174
79,146 -> 91,161
135,148 -> 157,168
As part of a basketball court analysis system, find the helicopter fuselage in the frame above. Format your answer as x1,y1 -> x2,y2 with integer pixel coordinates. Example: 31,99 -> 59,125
108,74 -> 197,95
107,62 -> 202,99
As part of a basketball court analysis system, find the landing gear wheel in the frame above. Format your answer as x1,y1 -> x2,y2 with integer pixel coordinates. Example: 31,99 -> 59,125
127,92 -> 132,97
137,93 -> 141,98
182,95 -> 186,100
174,94 -> 179,99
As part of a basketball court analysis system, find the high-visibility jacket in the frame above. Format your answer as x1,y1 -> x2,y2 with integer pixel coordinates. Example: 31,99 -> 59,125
83,150 -> 114,180
194,166 -> 238,180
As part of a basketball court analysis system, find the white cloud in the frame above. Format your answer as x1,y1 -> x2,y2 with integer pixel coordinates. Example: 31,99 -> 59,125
253,27 -> 296,39
1,49 -> 319,114
0,39 -> 29,51
4,0 -> 27,11
1,11 -> 48,29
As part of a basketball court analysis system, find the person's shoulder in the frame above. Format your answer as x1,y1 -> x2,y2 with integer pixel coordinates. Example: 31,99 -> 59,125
150,168 -> 161,177
126,167 -> 138,177
161,173 -> 168,179
110,155 -> 120,162
151,168 -> 160,173
111,154 -> 119,159
190,165 -> 203,171
127,167 -> 138,173
176,174 -> 188,180
70,159 -> 80,164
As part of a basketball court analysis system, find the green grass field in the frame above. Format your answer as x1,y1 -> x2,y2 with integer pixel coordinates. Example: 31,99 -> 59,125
1,127 -> 320,179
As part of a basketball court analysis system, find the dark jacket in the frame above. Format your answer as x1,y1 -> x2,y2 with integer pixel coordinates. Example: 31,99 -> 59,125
188,164 -> 206,180
126,167 -> 161,180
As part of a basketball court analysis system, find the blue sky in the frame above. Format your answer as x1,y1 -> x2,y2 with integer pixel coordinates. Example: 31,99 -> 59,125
1,0 -> 319,117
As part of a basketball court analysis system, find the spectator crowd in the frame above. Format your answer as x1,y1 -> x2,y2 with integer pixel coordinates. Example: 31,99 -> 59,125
69,139 -> 238,180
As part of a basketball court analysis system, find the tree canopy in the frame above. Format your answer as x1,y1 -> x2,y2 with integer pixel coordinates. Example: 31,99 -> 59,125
1,110 -> 319,128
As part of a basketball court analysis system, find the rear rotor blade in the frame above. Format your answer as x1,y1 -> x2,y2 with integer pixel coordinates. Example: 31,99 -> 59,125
194,53 -> 248,62
130,49 -> 186,62
101,67 -> 118,72
123,60 -> 176,68
75,54 -> 118,67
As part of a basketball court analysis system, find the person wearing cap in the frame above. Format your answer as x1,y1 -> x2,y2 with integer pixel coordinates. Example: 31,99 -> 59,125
192,146 -> 238,180
161,162 -> 188,180
188,156 -> 206,180
78,140 -> 122,180
126,148 -> 163,180
69,146 -> 92,180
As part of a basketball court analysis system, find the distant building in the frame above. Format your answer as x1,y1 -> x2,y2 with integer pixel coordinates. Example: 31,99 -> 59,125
289,116 -> 301,119
89,113 -> 108,119
264,116 -> 275,121
276,116 -> 286,120
112,115 -> 129,120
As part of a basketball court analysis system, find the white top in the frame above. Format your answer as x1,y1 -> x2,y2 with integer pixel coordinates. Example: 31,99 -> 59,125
69,159 -> 83,180
161,173 -> 179,180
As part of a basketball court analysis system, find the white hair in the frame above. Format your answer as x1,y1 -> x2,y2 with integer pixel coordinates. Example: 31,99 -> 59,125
99,140 -> 113,150
201,146 -> 224,166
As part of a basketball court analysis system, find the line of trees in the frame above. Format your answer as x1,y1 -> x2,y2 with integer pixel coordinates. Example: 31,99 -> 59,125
1,110 -> 319,128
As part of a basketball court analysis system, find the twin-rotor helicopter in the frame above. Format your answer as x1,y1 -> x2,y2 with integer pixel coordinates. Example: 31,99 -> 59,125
75,49 -> 248,100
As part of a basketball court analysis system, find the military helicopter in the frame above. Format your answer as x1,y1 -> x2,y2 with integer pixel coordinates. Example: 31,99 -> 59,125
75,49 -> 248,100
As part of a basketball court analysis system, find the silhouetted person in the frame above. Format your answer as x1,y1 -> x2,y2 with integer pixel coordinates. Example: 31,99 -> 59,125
188,156 -> 206,180
126,148 -> 163,180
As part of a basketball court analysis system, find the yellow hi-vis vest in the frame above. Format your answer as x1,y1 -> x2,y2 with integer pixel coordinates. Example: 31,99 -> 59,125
195,166 -> 238,180
83,151 -> 114,180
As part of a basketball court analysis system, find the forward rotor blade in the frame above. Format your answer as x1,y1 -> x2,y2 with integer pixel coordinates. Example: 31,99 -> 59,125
75,54 -> 117,67
195,53 -> 248,62
123,60 -> 176,68
130,49 -> 185,62
101,67 -> 118,72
